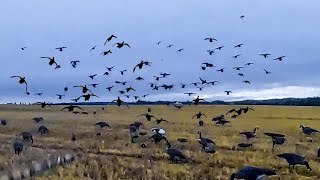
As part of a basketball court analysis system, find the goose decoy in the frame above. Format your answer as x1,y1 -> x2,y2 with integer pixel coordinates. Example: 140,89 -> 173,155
199,120 -> 204,127
204,37 -> 217,42
197,131 -> 215,150
21,132 -> 33,143
277,153 -> 312,171
101,50 -> 112,56
95,122 -> 110,128
231,166 -> 277,180
113,41 -> 130,48
240,127 -> 259,140
104,35 -> 117,45
273,56 -> 286,61
32,117 -> 44,123
163,137 -> 187,163
215,119 -> 230,126
237,143 -> 253,148
55,47 -> 67,51
10,76 -> 29,94
264,133 -> 286,152
299,125 -> 319,135
61,105 -> 83,112
13,142 -> 24,155
38,126 -> 49,134
71,134 -> 77,142
260,53 -> 271,58
204,146 -> 216,154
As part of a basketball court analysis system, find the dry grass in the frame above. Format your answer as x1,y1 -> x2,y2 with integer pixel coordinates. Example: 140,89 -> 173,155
0,105 -> 319,179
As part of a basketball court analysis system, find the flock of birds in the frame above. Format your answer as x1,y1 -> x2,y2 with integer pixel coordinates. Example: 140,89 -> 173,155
5,15 -> 320,180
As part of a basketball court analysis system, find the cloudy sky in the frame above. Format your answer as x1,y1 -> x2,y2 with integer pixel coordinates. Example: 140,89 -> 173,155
0,0 -> 319,103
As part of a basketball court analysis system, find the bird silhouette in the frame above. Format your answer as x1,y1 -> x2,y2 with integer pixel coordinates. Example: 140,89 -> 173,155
238,73 -> 244,77
70,60 -> 80,68
166,44 -> 173,48
133,60 -> 152,73
136,76 -> 144,80
217,68 -> 225,73
160,73 -> 171,77
106,86 -> 114,91
21,47 -> 27,50
184,93 -> 196,96
88,74 -> 97,80
245,62 -> 254,66
34,102 -> 53,109
215,46 -> 224,50
240,15 -> 245,19
232,54 -> 242,59
55,47 -> 67,51
125,86 -> 135,92
115,81 -> 127,85
90,45 -> 97,51
207,50 -> 214,55
110,96 -> 129,107
113,41 -> 130,48
155,118 -> 169,124
192,111 -> 207,119
61,105 -> 83,112
190,96 -> 206,105
264,69 -> 271,74
260,53 -> 271,58
73,85 -> 93,94
243,80 -> 251,84
204,37 -> 217,42
89,83 -> 99,88
101,50 -> 112,56
40,57 -> 57,66
177,48 -> 184,52
273,56 -> 286,61
106,66 -> 115,71
120,70 -> 127,75
202,63 -> 214,67
233,67 -> 244,71
56,94 -> 65,99
225,91 -> 232,95
234,44 -> 244,48
10,76 -> 29,95
35,93 -> 43,96
104,35 -> 117,45
78,93 -> 99,101
207,80 -> 219,85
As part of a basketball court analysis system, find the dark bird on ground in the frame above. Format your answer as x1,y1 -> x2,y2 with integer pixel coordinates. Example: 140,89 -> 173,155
101,50 -> 112,56
32,117 -> 44,123
215,46 -> 224,50
133,60 -> 152,73
95,122 -> 110,128
192,111 -> 207,119
61,105 -> 83,112
41,57 -> 57,66
264,69 -> 271,74
234,44 -> 244,48
245,62 -> 254,66
56,94 -> 65,100
70,60 -> 80,68
243,80 -> 251,84
199,120 -> 204,126
113,41 -> 130,48
238,143 -> 253,149
88,74 -> 97,80
0,120 -> 7,125
260,53 -> 271,58
55,47 -> 67,51
104,35 -> 117,45
190,96 -> 206,105
233,67 -> 244,71
273,56 -> 286,61
240,127 -> 259,140
216,119 -> 230,126
264,132 -> 286,152
78,94 -> 99,101
212,115 -> 225,122
300,125 -> 319,135
177,138 -> 188,143
136,76 -> 144,80
277,153 -> 312,171
177,48 -> 184,52
115,81 -> 127,85
106,86 -> 114,91
207,50 -> 214,55
197,131 -> 215,150
225,91 -> 232,95
38,126 -> 49,134
232,54 -> 242,59
138,113 -> 158,121
71,134 -> 76,142
184,93 -> 196,96
217,68 -> 225,73
230,166 -> 277,180
120,70 -> 127,75
11,76 -> 29,94
73,85 -> 93,94
110,97 -> 129,107
21,132 -> 33,143
13,142 -> 24,155
204,37 -> 217,42
164,137 -> 187,163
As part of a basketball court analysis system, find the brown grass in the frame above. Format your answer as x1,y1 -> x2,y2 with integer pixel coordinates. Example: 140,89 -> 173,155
0,105 -> 319,179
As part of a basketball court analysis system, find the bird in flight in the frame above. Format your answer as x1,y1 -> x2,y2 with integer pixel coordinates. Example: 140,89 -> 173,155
273,56 -> 286,61
238,73 -> 244,77
106,66 -> 115,71
245,62 -> 254,66
184,93 -> 196,96
34,102 -> 53,109
204,37 -> 217,42
207,50 -> 214,55
232,54 -> 242,59
190,96 -> 207,105
55,47 -> 67,52
11,76 -> 29,95
240,15 -> 245,19
155,118 -> 169,124
73,85 -> 93,94
177,48 -> 184,52
160,73 -> 171,78
233,67 -> 244,71
225,91 -> 232,95
115,81 -> 127,85
199,77 -> 208,84
243,80 -> 251,84
104,35 -> 117,45
101,50 -> 112,56
70,60 -> 80,68
133,60 -> 152,73
260,53 -> 271,58
89,83 -> 100,88
215,46 -> 224,50
153,76 -> 163,81
125,86 -> 136,92
89,74 -> 97,80
56,94 -> 65,100
40,57 -> 58,66
113,41 -> 130,49
61,105 -> 83,112
21,47 -> 27,51
217,68 -> 225,73
106,86 -> 114,92
202,63 -> 214,68
234,44 -> 244,48
157,41 -> 161,45
90,45 -> 97,51
109,96 -> 129,107
264,69 -> 272,74
120,70 -> 127,75
35,93 -> 43,96
78,94 -> 99,101
166,44 -> 174,48
136,76 -> 144,81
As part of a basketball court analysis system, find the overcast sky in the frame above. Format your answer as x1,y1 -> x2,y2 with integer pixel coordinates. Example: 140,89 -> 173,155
0,0 -> 319,103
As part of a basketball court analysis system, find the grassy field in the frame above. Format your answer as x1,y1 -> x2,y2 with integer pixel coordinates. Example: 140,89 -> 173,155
0,105 -> 319,179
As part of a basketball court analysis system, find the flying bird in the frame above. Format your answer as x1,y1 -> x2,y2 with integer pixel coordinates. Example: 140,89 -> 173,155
260,53 -> 271,58
204,37 -> 217,42
90,45 -> 97,51
133,60 -> 152,73
232,54 -> 242,59
184,93 -> 196,96
120,70 -> 127,75
55,47 -> 67,51
88,74 -> 97,80
56,94 -> 65,99
104,35 -> 117,45
70,60 -> 80,68
101,50 -> 112,56
225,91 -> 232,95
40,57 -> 57,66
61,105 -> 83,112
274,56 -> 286,61
177,48 -> 184,52
264,69 -> 271,74
113,41 -> 130,49
10,76 -> 29,95
234,44 -> 244,48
